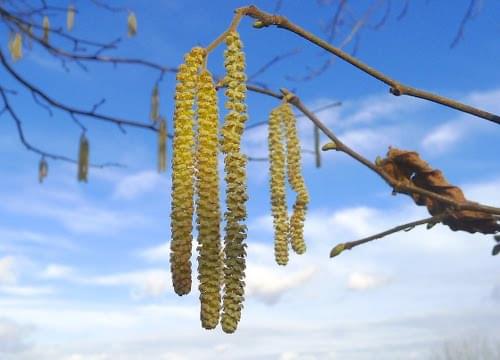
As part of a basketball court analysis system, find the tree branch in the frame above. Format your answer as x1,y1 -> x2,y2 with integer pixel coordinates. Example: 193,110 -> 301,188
240,5 -> 500,125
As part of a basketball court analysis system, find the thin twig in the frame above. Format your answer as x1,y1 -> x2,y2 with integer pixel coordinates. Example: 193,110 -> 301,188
330,215 -> 444,258
241,5 -> 500,125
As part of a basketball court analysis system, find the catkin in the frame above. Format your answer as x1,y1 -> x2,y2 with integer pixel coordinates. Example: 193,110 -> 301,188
268,106 -> 289,265
38,157 -> 48,183
9,33 -> 22,61
150,84 -> 160,122
42,16 -> 50,43
220,31 -> 248,334
282,103 -> 309,254
196,70 -> 222,330
170,47 -> 205,296
67,5 -> 75,31
158,117 -> 167,173
127,12 -> 137,37
77,134 -> 89,183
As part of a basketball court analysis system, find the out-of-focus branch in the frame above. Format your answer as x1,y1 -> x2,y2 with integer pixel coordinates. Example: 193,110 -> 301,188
0,86 -> 123,168
450,0 -> 481,48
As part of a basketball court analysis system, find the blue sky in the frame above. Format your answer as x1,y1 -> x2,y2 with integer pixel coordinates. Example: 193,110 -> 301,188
0,0 -> 499,359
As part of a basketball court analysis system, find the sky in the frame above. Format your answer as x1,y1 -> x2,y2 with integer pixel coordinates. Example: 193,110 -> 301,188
0,0 -> 499,359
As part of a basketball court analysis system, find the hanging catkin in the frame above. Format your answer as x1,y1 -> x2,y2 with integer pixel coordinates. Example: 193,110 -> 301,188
158,117 -> 167,173
282,102 -> 309,254
196,70 -> 222,330
127,12 -> 137,37
77,134 -> 89,182
220,31 -> 248,334
67,4 -> 75,31
42,16 -> 50,43
170,47 -> 205,296
150,84 -> 160,121
268,105 -> 289,265
9,33 -> 22,61
38,157 -> 48,183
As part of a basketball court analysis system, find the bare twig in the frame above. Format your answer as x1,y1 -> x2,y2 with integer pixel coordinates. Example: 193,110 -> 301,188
329,215 -> 444,258
241,5 -> 500,125
450,0 -> 482,48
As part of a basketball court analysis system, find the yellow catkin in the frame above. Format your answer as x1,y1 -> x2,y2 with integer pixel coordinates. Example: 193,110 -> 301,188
42,16 -> 50,43
77,134 -> 89,183
150,84 -> 160,121
220,31 -> 248,334
196,70 -> 222,330
67,4 -> 75,31
268,106 -> 289,265
158,117 -> 167,173
170,47 -> 205,296
127,12 -> 137,37
9,33 -> 22,61
282,103 -> 309,254
38,158 -> 48,183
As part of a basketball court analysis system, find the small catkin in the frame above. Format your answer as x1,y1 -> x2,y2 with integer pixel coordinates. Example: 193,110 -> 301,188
282,103 -> 309,254
158,117 -> 167,173
196,70 -> 222,330
77,134 -> 89,183
170,47 -> 205,296
150,84 -> 160,121
220,31 -> 248,334
38,157 -> 48,183
67,5 -> 75,31
127,12 -> 137,37
42,16 -> 50,43
268,106 -> 289,265
9,33 -> 22,61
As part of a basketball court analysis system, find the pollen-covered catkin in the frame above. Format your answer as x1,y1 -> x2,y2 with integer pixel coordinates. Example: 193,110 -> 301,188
196,70 -> 222,330
282,103 -> 309,254
170,47 -> 205,296
77,134 -> 89,183
268,106 -> 289,265
220,31 -> 248,334
158,117 -> 167,173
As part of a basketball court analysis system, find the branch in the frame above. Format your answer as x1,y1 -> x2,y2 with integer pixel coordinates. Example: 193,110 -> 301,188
450,0 -> 481,49
329,215 -> 444,258
0,86 -> 123,168
0,50 -> 157,132
240,5 -> 500,125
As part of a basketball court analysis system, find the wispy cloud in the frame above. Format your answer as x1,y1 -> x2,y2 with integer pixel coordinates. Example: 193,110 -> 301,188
113,171 -> 169,200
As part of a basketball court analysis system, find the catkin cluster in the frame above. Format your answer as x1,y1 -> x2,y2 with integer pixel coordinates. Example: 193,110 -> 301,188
196,70 -> 222,330
220,31 -> 248,334
170,47 -> 205,296
268,102 -> 309,264
77,134 -> 89,182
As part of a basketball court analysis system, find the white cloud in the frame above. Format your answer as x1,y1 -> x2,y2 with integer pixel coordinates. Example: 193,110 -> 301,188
85,269 -> 171,299
0,317 -> 33,354
421,119 -> 467,153
0,228 -> 78,252
113,171 -> 169,200
139,242 -> 170,262
246,264 -> 317,304
40,264 -> 74,280
0,257 -> 18,285
0,286 -> 54,297
347,271 -> 391,291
